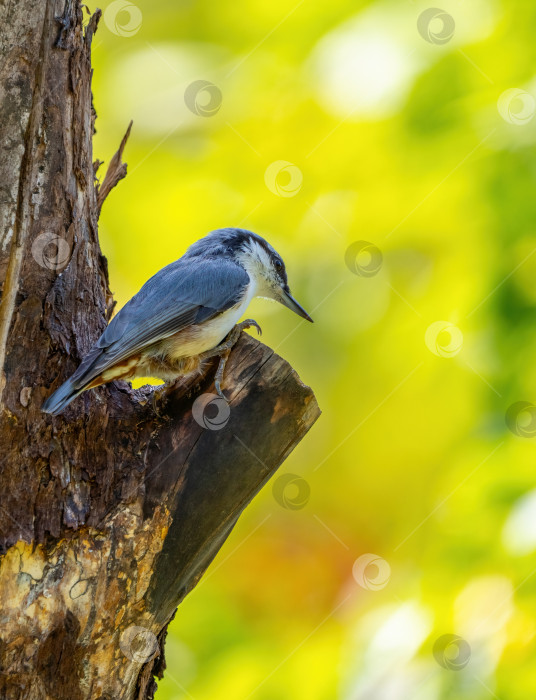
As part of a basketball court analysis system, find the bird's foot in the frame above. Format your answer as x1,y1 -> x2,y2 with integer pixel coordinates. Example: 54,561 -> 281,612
199,319 -> 262,361
214,350 -> 231,401
234,318 -> 262,338
199,319 -> 262,401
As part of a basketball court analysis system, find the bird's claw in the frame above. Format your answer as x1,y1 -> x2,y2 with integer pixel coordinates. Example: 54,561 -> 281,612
195,319 -> 263,403
238,319 -> 262,336
214,377 -> 228,402
212,320 -> 261,399
214,350 -> 231,402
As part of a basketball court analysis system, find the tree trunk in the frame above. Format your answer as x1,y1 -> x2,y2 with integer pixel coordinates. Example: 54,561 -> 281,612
0,3 -> 320,699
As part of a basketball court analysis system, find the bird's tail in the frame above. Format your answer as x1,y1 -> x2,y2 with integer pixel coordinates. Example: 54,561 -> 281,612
41,377 -> 85,415
42,347 -> 105,415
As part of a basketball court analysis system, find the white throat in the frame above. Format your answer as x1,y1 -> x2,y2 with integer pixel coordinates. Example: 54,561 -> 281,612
236,239 -> 280,301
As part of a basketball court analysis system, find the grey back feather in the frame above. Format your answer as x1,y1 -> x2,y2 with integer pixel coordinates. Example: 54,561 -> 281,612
71,256 -> 249,388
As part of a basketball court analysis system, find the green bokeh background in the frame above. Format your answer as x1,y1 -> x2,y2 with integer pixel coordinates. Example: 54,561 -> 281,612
86,0 -> 536,697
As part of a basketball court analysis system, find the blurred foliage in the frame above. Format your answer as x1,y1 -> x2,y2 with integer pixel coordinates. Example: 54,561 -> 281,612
86,0 -> 536,697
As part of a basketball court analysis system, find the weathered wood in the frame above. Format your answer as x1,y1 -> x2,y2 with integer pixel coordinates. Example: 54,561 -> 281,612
0,2 -> 319,699
96,120 -> 133,215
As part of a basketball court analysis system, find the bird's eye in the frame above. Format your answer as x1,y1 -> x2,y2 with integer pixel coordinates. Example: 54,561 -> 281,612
274,258 -> 283,270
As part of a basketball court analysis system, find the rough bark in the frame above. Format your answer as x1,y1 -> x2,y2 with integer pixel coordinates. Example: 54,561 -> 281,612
0,3 -> 320,699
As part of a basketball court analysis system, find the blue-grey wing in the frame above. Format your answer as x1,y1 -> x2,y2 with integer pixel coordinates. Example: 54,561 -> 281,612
73,257 -> 249,386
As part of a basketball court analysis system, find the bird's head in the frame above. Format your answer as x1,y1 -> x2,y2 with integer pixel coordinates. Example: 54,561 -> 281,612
186,228 -> 313,322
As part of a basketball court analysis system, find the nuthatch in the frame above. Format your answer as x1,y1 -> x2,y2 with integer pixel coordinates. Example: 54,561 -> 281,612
42,228 -> 313,415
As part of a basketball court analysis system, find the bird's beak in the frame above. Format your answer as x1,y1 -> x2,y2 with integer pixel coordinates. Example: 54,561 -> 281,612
279,287 -> 313,322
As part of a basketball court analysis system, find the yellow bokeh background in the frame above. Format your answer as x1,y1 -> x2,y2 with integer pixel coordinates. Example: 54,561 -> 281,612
87,0 -> 536,697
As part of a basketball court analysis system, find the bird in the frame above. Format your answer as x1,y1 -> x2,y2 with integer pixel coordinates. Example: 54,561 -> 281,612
42,227 -> 313,415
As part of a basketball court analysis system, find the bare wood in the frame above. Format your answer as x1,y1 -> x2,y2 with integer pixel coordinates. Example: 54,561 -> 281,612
96,120 -> 133,215
0,3 -> 319,699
